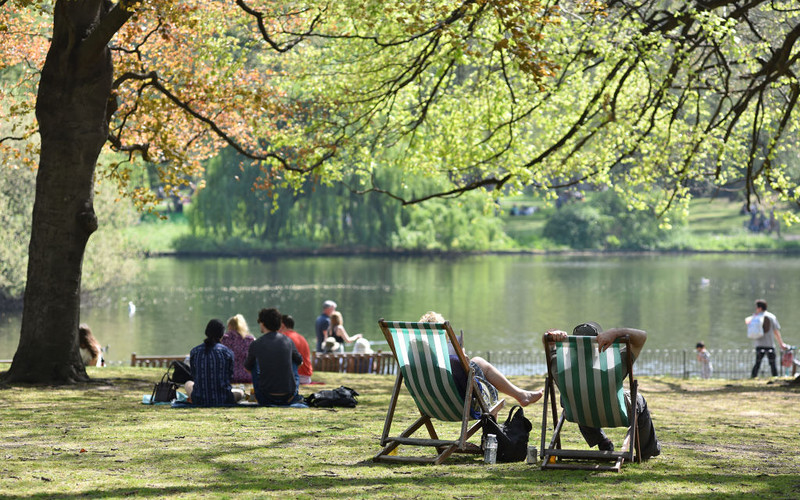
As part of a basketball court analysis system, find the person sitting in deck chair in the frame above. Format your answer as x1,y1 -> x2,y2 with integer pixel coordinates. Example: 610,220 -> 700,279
420,311 -> 542,407
545,322 -> 661,460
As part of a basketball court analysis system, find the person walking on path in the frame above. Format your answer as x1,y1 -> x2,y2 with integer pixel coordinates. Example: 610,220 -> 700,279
748,299 -> 788,378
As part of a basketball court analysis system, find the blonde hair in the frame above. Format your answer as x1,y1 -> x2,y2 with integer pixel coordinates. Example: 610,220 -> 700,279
330,311 -> 343,328
419,311 -> 445,323
227,314 -> 250,339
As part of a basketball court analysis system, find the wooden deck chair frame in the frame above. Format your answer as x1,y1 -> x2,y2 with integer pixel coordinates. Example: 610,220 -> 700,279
540,333 -> 641,472
374,319 -> 504,465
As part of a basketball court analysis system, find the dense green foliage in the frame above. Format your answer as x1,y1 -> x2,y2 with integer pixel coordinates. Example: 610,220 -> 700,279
543,191 -> 684,250
0,165 -> 33,302
187,148 -> 400,248
0,158 -> 141,303
184,148 -> 510,251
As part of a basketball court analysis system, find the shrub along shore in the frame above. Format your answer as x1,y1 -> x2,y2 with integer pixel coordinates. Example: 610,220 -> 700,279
1,366 -> 798,498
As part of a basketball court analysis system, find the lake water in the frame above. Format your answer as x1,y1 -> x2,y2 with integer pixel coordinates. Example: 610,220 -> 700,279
1,254 -> 798,364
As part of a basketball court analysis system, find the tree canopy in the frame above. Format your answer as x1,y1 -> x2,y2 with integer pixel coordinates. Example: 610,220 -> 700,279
3,1 -> 797,212
1,0 -> 799,382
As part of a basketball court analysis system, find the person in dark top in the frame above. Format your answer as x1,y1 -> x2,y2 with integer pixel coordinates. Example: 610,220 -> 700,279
245,308 -> 303,406
185,319 -> 245,406
545,322 -> 661,461
328,311 -> 362,353
315,300 -> 337,352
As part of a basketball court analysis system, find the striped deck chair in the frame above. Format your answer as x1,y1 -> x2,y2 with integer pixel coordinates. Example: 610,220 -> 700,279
540,333 -> 640,472
374,319 -> 504,465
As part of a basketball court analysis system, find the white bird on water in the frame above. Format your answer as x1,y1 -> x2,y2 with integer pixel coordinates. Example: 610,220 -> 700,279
128,301 -> 136,317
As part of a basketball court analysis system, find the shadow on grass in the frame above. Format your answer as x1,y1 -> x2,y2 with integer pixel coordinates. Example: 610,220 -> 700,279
648,377 -> 800,397
2,463 -> 795,499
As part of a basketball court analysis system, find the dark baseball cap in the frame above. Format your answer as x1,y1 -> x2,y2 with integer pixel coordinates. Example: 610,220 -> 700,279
572,321 -> 602,336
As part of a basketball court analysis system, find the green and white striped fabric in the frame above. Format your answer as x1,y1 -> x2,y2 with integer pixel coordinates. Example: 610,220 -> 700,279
554,336 -> 629,428
385,321 -> 464,422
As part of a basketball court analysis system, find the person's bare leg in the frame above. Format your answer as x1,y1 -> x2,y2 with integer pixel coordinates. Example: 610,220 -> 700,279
184,381 -> 194,400
471,356 -> 543,407
231,388 -> 245,402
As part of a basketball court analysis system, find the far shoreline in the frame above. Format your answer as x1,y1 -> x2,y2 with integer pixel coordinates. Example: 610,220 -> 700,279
145,246 -> 800,260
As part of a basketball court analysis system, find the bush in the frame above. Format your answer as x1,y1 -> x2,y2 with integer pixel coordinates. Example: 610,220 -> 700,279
392,195 -> 511,251
542,203 -> 610,249
543,190 -> 679,250
0,163 -> 141,302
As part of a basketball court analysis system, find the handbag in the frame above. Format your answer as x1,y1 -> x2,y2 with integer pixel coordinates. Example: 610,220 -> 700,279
150,372 -> 178,403
481,405 -> 532,462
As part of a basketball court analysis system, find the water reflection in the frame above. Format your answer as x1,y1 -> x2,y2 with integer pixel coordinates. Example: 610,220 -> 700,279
1,254 -> 798,363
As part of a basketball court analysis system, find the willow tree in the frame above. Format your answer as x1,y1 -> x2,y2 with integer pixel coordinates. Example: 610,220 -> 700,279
1,0 -> 799,383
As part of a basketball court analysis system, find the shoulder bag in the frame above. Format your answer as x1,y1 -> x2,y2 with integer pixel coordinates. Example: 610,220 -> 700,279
150,372 -> 178,404
481,405 -> 532,462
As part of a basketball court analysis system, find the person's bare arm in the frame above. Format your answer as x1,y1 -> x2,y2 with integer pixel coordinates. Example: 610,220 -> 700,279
773,327 -> 788,350
596,328 -> 647,359
337,325 -> 362,343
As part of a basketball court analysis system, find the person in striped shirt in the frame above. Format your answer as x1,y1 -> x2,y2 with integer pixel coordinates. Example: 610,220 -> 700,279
185,319 -> 245,406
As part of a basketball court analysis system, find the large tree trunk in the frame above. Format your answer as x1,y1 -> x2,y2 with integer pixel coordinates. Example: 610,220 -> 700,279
3,0 -> 112,383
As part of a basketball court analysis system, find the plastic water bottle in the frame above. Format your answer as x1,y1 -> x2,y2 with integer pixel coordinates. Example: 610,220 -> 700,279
526,445 -> 538,464
484,434 -> 498,464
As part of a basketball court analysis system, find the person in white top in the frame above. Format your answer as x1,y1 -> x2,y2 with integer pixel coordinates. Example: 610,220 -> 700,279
79,324 -> 103,367
749,299 -> 788,378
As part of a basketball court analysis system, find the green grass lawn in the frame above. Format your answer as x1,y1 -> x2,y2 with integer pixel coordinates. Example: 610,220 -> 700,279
1,366 -> 798,498
122,212 -> 192,254
499,195 -> 800,251
686,198 -> 751,235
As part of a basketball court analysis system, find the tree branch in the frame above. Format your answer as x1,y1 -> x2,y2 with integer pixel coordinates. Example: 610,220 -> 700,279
78,0 -> 140,64
111,71 -> 340,173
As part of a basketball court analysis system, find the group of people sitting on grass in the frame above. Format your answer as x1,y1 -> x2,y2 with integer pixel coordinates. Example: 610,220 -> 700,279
184,307 -> 308,406
180,307 -> 661,461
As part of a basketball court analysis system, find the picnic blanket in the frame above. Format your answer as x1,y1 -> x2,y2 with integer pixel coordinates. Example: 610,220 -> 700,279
170,400 -> 308,408
141,392 -> 308,408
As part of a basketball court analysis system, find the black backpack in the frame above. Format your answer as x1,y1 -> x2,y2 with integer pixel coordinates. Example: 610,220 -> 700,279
304,386 -> 359,408
168,360 -> 193,384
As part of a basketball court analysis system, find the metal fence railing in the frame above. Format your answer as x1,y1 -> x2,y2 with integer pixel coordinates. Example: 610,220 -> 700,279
466,348 -> 797,380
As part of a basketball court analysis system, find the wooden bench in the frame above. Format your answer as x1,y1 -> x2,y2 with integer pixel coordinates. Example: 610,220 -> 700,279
130,353 -> 187,368
127,352 -> 396,374
312,351 -> 396,375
